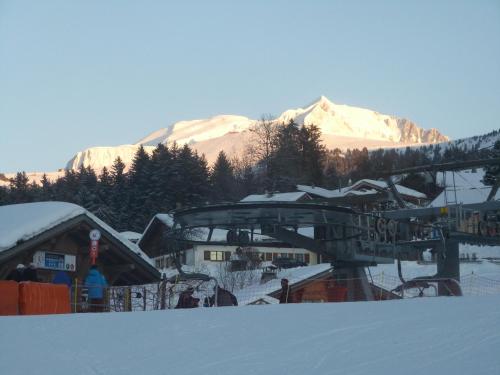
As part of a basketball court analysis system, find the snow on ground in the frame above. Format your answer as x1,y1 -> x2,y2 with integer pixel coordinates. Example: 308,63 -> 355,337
369,253 -> 500,282
430,169 -> 500,206
1,296 -> 499,375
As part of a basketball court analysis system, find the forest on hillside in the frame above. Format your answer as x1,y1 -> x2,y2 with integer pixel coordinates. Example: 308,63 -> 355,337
1,120 -> 498,233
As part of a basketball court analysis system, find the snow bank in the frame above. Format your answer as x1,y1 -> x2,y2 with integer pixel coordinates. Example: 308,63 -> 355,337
0,297 -> 498,375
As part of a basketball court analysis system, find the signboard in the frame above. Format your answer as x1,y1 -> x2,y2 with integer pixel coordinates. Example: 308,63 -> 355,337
33,251 -> 76,271
89,229 -> 101,265
89,229 -> 101,241
89,240 -> 99,265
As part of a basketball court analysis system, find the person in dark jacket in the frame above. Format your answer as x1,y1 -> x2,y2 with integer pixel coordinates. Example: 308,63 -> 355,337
279,278 -> 293,303
23,263 -> 39,282
6,264 -> 25,282
175,286 -> 200,309
84,266 -> 108,312
207,286 -> 238,307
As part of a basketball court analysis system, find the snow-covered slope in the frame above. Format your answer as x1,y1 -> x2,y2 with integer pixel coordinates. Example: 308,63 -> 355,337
137,114 -> 254,146
66,144 -> 156,171
1,297 -> 499,375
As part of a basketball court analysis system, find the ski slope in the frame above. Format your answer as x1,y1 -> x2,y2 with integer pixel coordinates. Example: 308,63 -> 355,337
1,296 -> 499,375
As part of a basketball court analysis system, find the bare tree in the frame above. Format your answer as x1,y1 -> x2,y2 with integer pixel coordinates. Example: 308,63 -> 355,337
215,259 -> 259,292
246,115 -> 278,180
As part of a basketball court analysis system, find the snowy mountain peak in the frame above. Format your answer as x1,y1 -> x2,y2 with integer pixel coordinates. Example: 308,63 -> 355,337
276,96 -> 448,143
308,95 -> 335,109
62,96 -> 449,171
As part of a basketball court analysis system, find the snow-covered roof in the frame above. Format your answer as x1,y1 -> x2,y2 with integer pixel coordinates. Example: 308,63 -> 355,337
349,179 -> 427,199
235,263 -> 333,305
120,231 -> 142,241
0,202 -> 154,266
155,213 -> 174,227
0,202 -> 86,252
297,180 -> 427,201
296,184 -> 347,198
140,213 -> 174,244
241,191 -> 310,202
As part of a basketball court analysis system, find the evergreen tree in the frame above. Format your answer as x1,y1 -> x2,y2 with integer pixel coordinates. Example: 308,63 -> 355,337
210,151 -> 237,202
298,124 -> 326,185
110,156 -> 129,231
128,145 -> 152,231
95,166 -> 116,225
9,172 -> 32,203
150,143 -> 175,213
268,120 -> 302,191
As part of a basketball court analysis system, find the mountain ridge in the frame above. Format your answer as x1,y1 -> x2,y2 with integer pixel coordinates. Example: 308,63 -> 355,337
4,96 -> 461,183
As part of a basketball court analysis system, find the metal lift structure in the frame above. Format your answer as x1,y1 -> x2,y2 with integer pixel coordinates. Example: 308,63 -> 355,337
161,158 -> 500,301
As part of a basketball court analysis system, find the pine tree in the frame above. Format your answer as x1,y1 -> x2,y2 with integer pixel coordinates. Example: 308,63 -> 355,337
210,151 -> 237,202
128,145 -> 153,231
110,156 -> 129,231
298,124 -> 326,185
9,172 -> 32,203
150,143 -> 175,213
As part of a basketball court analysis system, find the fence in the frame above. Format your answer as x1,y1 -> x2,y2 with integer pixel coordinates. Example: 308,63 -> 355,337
67,273 -> 500,313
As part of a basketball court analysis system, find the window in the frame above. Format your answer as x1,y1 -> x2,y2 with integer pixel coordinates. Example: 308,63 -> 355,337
204,251 -> 210,261
273,253 -> 278,260
296,253 -> 305,262
266,253 -> 272,261
305,253 -> 310,264
208,251 -> 226,262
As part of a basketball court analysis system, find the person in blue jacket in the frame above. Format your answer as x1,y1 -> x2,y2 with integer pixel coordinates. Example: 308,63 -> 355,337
84,265 -> 108,312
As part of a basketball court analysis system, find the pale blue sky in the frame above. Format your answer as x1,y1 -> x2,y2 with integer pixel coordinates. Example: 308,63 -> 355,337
1,1 -> 499,172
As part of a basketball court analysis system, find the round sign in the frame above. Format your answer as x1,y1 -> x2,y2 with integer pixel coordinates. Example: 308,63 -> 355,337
89,229 -> 101,241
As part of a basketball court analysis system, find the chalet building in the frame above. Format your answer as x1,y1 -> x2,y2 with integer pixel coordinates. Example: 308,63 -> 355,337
298,179 -> 428,211
138,213 -> 319,270
237,264 -> 399,305
0,202 -> 160,286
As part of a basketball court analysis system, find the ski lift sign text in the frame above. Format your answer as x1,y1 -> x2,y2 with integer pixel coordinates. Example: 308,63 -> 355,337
89,229 -> 101,265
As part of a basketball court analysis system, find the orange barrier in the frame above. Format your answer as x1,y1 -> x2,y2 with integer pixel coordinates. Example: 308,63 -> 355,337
0,281 -> 19,315
19,282 -> 71,315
